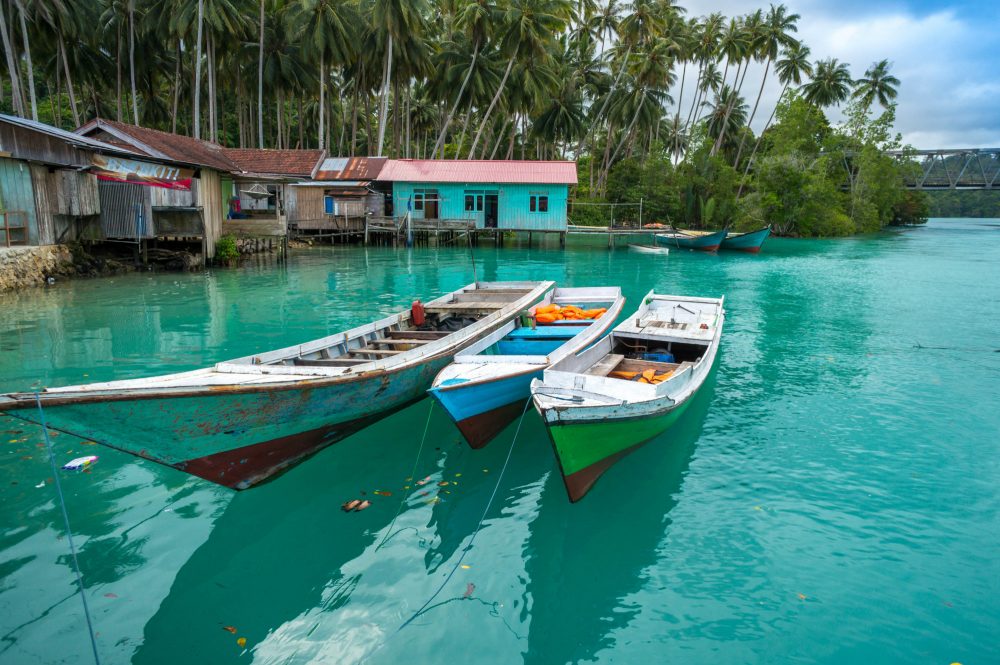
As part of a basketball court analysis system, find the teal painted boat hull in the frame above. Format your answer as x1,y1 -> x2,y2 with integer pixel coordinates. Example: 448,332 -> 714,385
720,226 -> 771,253
3,356 -> 452,489
655,229 -> 728,251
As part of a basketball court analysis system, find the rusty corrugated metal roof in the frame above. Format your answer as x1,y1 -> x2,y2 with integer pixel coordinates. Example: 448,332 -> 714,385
223,149 -> 324,177
377,159 -> 577,185
314,156 -> 387,181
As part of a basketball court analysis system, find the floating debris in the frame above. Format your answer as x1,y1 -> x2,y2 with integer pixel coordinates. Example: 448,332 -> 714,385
223,626 -> 237,634
104,593 -> 118,599
463,583 -> 475,598
460,565 -> 471,570
373,490 -> 392,497
341,500 -> 361,512
354,500 -> 371,512
62,456 -> 98,472
438,481 -> 449,487
237,637 -> 247,648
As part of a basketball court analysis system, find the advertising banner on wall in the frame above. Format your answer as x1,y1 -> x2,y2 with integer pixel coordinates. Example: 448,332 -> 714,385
91,154 -> 194,190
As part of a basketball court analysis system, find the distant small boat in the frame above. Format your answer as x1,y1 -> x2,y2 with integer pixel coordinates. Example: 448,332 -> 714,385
531,291 -> 724,502
628,244 -> 670,255
720,226 -> 771,253
0,281 -> 553,489
430,287 -> 625,449
654,228 -> 728,251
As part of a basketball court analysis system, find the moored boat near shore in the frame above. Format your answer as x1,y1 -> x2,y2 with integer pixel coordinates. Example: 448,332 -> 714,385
429,286 -> 625,448
720,226 -> 771,253
628,244 -> 670,255
531,291 -> 724,502
654,228 -> 728,251
0,281 -> 553,489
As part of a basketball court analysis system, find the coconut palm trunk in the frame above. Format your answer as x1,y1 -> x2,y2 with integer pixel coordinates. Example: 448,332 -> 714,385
317,52 -> 325,148
432,40 -> 479,158
258,0 -> 265,148
193,0 -> 204,139
376,33 -> 393,157
733,57 -> 772,168
15,1 -> 35,120
59,38 -> 80,128
128,0 -> 139,124
467,54 -> 514,159
0,2 -> 24,117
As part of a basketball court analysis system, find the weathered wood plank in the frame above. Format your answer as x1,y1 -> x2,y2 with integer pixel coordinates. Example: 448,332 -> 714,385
425,302 -> 505,313
347,348 -> 402,356
385,330 -> 450,340
585,354 -> 625,377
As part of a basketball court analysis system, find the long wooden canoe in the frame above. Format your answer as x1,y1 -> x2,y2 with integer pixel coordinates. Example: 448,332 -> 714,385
531,291 -> 724,502
654,229 -> 728,251
720,226 -> 771,253
429,286 -> 625,449
0,281 -> 554,489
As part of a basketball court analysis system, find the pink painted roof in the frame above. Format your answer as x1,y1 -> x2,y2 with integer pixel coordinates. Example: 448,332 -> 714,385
378,159 -> 577,185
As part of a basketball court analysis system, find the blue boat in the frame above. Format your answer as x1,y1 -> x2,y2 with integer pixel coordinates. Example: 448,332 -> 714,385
429,287 -> 625,448
654,228 -> 728,251
720,226 -> 771,253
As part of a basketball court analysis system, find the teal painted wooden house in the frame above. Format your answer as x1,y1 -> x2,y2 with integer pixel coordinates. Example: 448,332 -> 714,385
377,160 -> 577,231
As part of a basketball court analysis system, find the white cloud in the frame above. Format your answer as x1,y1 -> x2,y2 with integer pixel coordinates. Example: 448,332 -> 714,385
676,2 -> 999,148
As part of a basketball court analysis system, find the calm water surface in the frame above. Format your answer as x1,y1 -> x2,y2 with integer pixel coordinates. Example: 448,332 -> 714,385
0,219 -> 997,664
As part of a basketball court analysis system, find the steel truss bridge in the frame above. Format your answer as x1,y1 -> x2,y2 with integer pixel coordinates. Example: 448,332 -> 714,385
885,148 -> 1000,190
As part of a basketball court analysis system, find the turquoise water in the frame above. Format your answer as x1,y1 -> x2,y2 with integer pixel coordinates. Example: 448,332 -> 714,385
1,219 -> 998,664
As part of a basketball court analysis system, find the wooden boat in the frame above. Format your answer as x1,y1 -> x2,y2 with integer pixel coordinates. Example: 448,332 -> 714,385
0,281 -> 554,489
720,225 -> 771,253
429,287 -> 625,449
530,291 -> 724,502
628,244 -> 670,255
654,228 -> 728,251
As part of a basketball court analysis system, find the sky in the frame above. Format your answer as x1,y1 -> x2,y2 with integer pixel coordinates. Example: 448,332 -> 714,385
680,0 -> 1000,148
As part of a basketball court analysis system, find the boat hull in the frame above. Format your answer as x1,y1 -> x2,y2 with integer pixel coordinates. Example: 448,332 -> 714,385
430,370 -> 541,448
540,399 -> 691,502
720,226 -> 771,253
5,356 -> 451,489
654,229 -> 728,251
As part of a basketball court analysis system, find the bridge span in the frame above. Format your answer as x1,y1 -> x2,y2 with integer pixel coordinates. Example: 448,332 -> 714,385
886,148 -> 1000,190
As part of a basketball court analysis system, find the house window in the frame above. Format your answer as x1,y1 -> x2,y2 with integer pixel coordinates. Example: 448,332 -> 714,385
530,194 -> 549,213
464,191 -> 484,212
413,191 -> 424,211
324,195 -> 334,215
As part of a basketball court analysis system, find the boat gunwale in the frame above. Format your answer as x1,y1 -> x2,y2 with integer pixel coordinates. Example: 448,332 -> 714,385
430,287 -> 626,393
0,281 -> 555,409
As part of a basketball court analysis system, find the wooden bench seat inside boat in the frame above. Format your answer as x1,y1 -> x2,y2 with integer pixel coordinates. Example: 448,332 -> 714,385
347,348 -> 403,356
585,354 -> 626,377
292,358 -> 368,367
424,302 -> 508,313
385,330 -> 451,340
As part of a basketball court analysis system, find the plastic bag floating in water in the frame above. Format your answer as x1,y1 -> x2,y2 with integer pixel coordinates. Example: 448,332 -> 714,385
62,456 -> 98,471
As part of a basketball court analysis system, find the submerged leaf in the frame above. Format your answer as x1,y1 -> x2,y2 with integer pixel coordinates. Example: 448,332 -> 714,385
237,637 -> 247,647
463,583 -> 475,598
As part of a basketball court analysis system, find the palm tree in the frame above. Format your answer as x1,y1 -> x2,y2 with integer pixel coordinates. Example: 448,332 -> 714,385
431,0 -> 498,158
467,0 -> 572,159
15,0 -> 36,120
128,0 -> 140,124
802,57 -> 853,107
371,0 -> 427,156
732,3 -> 799,168
194,0 -> 204,138
289,0 -> 356,149
258,0 -> 265,148
0,2 -> 24,117
852,59 -> 899,109
737,43 -> 811,196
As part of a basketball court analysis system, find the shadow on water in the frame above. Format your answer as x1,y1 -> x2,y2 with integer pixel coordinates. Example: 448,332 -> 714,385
521,367 -> 717,665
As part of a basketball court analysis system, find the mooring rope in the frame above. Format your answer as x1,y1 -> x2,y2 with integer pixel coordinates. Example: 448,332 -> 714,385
396,397 -> 534,633
374,401 -> 436,552
34,393 -> 101,665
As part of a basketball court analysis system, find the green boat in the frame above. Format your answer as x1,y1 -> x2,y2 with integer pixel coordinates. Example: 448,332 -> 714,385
530,291 -> 724,502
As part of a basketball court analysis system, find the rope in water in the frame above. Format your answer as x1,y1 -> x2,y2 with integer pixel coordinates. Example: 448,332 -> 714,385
374,401 -> 435,552
34,393 -> 101,665
396,397 -> 534,633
